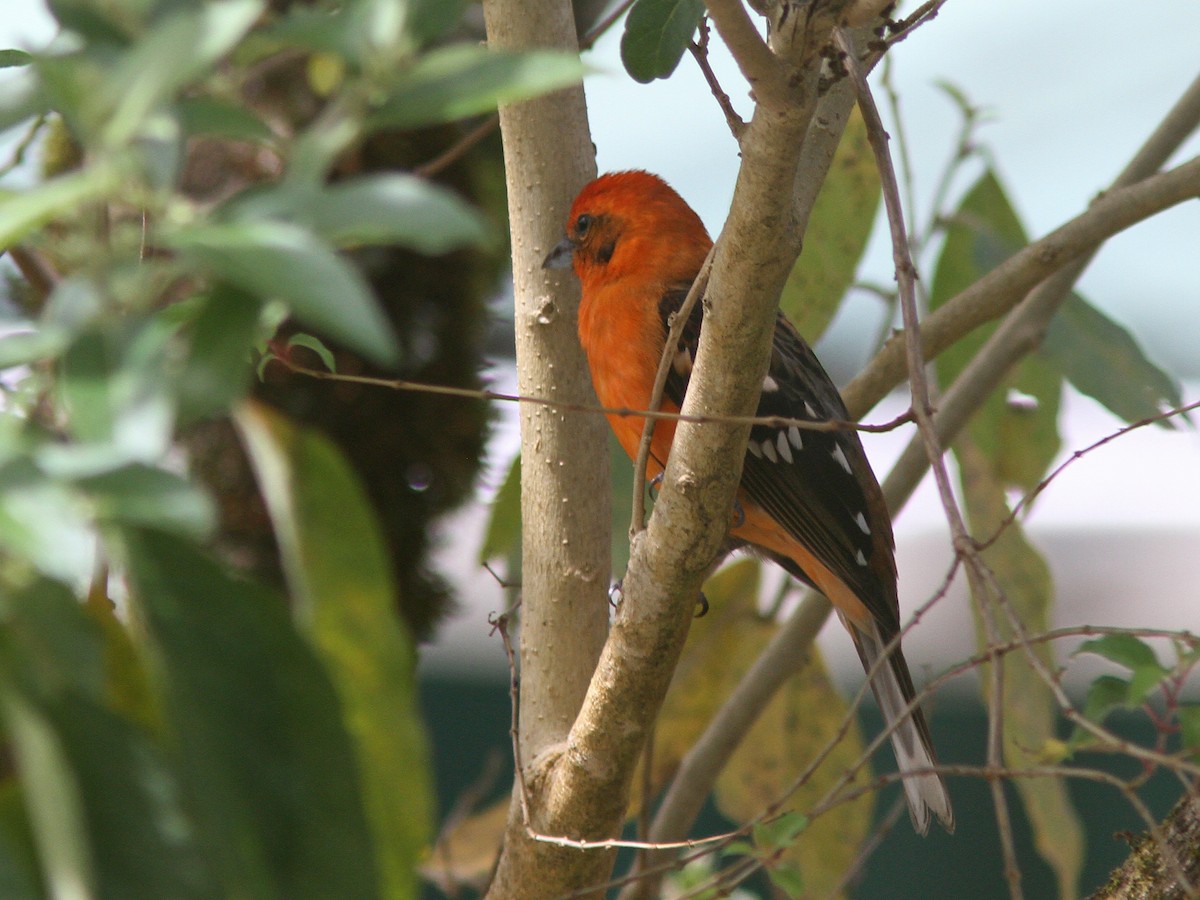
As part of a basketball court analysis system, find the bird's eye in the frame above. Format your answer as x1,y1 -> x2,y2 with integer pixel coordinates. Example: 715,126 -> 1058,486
574,214 -> 593,237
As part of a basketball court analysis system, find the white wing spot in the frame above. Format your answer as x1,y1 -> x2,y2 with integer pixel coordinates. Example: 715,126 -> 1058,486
855,549 -> 868,566
854,511 -> 870,534
776,431 -> 793,464
673,347 -> 693,376
747,440 -> 763,459
831,443 -> 852,475
762,374 -> 780,392
761,438 -> 778,463
804,401 -> 818,419
787,424 -> 803,451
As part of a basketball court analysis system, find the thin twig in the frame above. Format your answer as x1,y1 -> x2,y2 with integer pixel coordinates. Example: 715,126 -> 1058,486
491,612 -> 530,824
689,18 -> 746,142
631,249 -> 713,536
837,28 -> 1026,894
272,354 -> 910,436
414,117 -> 499,178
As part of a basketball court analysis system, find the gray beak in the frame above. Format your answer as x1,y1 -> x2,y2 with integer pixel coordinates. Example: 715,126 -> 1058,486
542,236 -> 575,270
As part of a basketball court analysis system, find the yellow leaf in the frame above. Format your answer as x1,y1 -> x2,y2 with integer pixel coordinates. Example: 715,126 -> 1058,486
714,645 -> 871,899
421,797 -> 509,893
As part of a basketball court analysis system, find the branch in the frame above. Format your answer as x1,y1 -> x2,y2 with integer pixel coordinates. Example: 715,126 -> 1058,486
703,0 -> 789,104
842,153 -> 1200,418
880,70 -> 1200,517
480,0 -> 612,895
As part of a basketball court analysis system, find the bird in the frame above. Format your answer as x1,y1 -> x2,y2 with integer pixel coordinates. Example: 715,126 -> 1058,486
543,170 -> 953,835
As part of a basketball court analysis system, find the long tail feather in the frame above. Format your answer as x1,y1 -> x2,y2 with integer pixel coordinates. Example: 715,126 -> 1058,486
846,618 -> 954,835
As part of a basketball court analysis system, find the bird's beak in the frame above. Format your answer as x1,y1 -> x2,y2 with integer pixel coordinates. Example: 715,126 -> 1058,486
542,236 -> 575,270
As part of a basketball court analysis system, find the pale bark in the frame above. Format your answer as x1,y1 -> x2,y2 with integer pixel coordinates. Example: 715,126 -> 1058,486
482,1 -> 612,896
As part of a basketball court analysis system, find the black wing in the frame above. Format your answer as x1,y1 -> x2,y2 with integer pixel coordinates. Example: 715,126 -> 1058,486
659,288 -> 900,637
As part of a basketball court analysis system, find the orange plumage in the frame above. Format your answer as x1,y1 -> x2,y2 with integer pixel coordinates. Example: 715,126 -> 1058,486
545,170 -> 953,834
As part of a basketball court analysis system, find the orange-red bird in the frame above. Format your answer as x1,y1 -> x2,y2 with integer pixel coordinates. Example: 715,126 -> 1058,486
544,170 -> 953,834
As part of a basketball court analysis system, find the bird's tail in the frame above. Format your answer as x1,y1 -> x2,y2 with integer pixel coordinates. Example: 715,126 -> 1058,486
845,617 -> 954,835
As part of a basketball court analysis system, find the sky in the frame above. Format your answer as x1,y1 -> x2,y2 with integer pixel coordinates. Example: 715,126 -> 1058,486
2,2 -> 1199,682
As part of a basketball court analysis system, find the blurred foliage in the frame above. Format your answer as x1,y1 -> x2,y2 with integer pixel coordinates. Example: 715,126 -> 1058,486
0,0 -> 583,895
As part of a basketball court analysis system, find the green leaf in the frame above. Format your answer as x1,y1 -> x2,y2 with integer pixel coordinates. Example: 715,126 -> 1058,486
176,286 -> 263,423
235,403 -> 432,900
0,50 -> 33,69
120,528 -> 381,898
0,693 -> 93,900
0,467 -> 96,585
1077,633 -> 1163,673
310,175 -> 491,252
0,67 -> 46,135
0,579 -> 216,898
1077,634 -> 1169,703
0,162 -> 122,252
931,169 -> 1062,490
0,782 -> 43,899
177,96 -> 274,144
236,175 -> 492,254
780,107 -> 881,342
1178,706 -> 1200,761
287,333 -> 337,373
753,811 -> 809,851
1080,674 -> 1131,723
767,861 -> 806,898
403,0 -> 467,48
0,329 -> 71,369
372,44 -> 585,130
1044,294 -> 1183,427
76,464 -> 216,538
620,0 -> 704,83
166,220 -> 399,367
480,453 -> 520,564
98,0 -> 265,146
53,324 -> 176,470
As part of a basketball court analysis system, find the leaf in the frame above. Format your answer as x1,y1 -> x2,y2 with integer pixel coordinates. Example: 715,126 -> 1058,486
176,286 -> 263,423
931,169 -> 1062,490
421,796 -> 507,892
0,162 -> 122,252
166,220 -> 399,367
0,50 -> 33,69
768,861 -> 806,899
235,402 -> 432,900
98,0 -> 265,146
780,107 -> 881,343
75,463 -> 216,538
177,96 -> 274,144
619,0 -> 704,84
0,69 -> 45,137
1043,294 -> 1183,428
637,559 -> 870,900
0,781 -> 43,899
372,44 -> 585,130
120,528 -> 381,898
1076,634 -> 1169,703
480,453 -> 520,564
956,439 -> 1083,897
237,175 -> 492,254
0,579 -> 215,898
287,333 -> 337,373
0,467 -> 96,585
1178,706 -> 1200,762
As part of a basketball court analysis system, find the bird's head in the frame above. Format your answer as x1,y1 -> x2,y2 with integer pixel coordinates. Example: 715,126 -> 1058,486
543,170 -> 712,290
